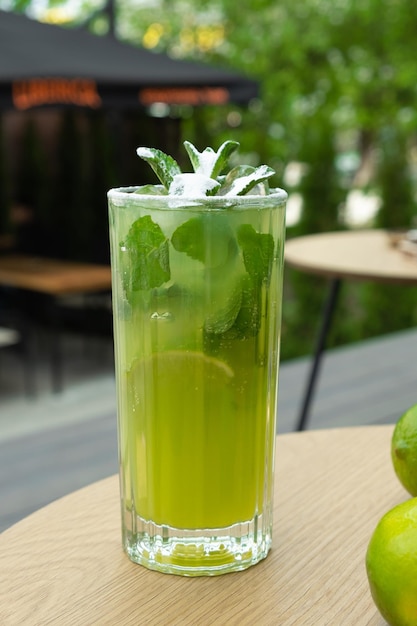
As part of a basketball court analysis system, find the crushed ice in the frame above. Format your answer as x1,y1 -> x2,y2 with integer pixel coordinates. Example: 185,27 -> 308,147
168,173 -> 220,197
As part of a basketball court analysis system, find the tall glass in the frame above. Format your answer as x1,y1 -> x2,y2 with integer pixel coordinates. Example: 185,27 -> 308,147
108,187 -> 287,576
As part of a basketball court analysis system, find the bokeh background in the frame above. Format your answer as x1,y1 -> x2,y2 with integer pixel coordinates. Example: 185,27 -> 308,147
1,0 -> 417,360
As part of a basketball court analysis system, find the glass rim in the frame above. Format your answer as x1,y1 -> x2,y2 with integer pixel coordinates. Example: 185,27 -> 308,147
108,185 -> 288,208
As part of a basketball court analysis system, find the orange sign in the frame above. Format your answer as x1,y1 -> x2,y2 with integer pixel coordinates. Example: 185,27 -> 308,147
12,78 -> 102,110
139,86 -> 230,106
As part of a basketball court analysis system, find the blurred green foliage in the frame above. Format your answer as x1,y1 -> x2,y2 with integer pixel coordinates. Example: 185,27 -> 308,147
117,0 -> 417,358
1,0 -> 417,358
115,0 -> 417,354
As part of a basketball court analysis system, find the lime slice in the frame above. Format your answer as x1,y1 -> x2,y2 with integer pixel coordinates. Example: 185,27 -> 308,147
129,350 -> 234,388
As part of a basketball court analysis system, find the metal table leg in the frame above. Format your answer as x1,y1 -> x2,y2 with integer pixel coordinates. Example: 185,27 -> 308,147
295,278 -> 342,431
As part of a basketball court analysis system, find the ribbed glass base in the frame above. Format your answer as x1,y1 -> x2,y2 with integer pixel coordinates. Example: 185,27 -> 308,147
123,514 -> 272,576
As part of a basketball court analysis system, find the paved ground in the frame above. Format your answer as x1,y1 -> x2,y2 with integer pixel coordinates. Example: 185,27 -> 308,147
1,327 -> 416,531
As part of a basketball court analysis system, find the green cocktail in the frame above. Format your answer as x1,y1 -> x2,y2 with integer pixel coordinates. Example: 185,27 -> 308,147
108,142 -> 287,575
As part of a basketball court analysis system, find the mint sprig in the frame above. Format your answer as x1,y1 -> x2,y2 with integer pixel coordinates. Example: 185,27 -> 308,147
136,141 -> 275,196
127,142 -> 279,350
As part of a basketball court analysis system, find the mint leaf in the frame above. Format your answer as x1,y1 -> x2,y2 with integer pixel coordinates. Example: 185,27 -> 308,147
230,275 -> 261,337
203,226 -> 274,343
218,165 -> 253,195
134,184 -> 167,195
122,215 -> 170,293
219,165 -> 275,196
136,147 -> 181,189
183,141 -> 213,174
237,224 -> 274,282
203,275 -> 261,345
171,215 -> 237,268
184,140 -> 240,179
211,141 -> 240,178
204,280 -> 242,334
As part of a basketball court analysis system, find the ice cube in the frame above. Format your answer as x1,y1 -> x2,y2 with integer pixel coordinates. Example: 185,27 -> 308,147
168,173 -> 220,197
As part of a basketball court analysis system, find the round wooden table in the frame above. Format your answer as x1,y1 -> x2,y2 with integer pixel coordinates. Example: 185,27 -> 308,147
0,426 -> 404,625
284,229 -> 417,430
285,229 -> 417,285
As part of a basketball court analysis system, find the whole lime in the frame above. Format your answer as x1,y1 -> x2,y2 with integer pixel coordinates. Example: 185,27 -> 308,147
392,404 -> 417,496
366,498 -> 417,625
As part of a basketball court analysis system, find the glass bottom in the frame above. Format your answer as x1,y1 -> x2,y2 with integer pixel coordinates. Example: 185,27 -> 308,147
123,514 -> 272,576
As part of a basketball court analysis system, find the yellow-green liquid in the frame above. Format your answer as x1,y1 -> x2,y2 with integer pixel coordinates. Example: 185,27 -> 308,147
121,343 -> 274,529
111,202 -> 284,535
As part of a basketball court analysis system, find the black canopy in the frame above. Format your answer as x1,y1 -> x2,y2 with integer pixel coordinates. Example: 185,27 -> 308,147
0,10 -> 258,111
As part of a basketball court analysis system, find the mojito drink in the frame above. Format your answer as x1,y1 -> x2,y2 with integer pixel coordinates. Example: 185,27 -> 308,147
109,142 -> 287,575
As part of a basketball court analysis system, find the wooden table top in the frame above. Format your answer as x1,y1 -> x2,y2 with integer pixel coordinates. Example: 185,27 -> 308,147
285,229 -> 417,284
0,254 -> 111,295
0,426 -> 403,625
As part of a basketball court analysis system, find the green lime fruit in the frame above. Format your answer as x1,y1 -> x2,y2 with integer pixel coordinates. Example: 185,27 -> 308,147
392,404 -> 417,496
366,498 -> 417,625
